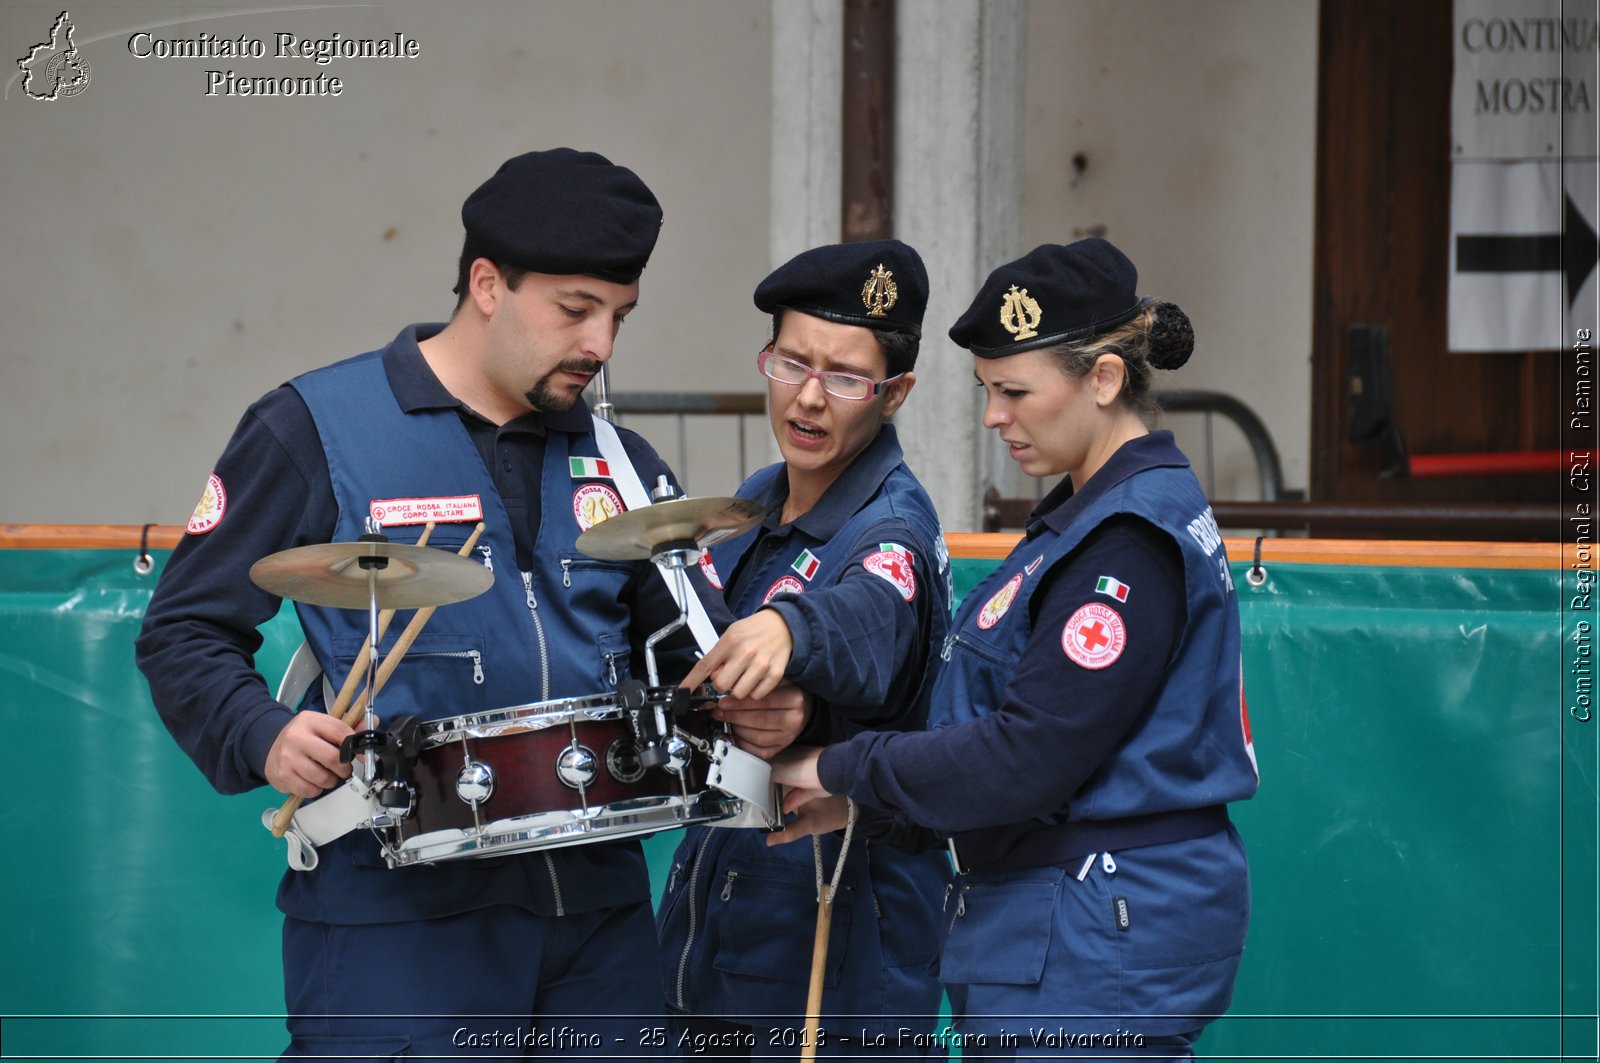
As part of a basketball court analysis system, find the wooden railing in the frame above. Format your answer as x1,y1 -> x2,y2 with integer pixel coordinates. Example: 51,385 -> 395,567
2,525 -> 1565,571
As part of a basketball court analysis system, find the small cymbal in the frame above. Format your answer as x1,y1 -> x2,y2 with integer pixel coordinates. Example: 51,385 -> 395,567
576,496 -> 765,561
250,540 -> 495,609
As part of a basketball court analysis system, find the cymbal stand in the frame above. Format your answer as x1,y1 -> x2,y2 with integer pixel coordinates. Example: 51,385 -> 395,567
355,523 -> 389,783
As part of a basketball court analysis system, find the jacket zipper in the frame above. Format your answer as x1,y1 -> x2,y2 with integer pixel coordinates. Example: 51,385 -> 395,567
541,852 -> 565,917
403,649 -> 483,684
674,829 -> 717,1009
522,570 -> 550,700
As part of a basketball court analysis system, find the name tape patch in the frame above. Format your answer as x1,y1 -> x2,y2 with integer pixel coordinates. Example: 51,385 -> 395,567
370,494 -> 484,527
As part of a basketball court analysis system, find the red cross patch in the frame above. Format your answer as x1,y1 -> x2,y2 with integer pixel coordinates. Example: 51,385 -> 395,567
1062,602 -> 1126,669
863,548 -> 917,602
698,551 -> 723,590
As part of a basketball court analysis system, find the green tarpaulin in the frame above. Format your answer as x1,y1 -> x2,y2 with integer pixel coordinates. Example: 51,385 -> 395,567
0,549 -> 1593,1060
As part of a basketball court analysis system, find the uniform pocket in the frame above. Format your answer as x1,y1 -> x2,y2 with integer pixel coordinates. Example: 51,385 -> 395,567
939,873 -> 1060,985
711,864 -> 854,987
330,632 -> 487,721
1112,830 -> 1250,971
597,630 -> 632,687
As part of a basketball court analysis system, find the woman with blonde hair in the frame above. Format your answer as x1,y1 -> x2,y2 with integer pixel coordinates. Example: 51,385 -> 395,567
771,239 -> 1259,1060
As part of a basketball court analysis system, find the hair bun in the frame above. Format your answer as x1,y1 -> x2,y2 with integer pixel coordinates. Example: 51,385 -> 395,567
1147,302 -> 1193,370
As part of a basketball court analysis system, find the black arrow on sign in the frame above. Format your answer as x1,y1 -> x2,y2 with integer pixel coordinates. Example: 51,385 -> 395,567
1456,191 -> 1600,306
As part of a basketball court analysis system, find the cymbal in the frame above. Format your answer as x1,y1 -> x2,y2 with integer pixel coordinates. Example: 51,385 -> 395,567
249,540 -> 494,609
576,496 -> 765,561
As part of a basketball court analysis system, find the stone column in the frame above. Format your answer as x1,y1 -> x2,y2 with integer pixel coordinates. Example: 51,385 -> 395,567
770,0 -> 844,267
894,0 -> 1027,531
769,0 -> 1026,523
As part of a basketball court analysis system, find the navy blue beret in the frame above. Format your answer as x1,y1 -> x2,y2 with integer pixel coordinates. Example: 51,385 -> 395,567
461,148 -> 663,284
949,239 -> 1146,358
754,239 -> 928,337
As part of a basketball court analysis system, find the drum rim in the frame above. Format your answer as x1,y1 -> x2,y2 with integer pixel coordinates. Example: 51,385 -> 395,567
382,791 -> 742,866
417,692 -> 622,745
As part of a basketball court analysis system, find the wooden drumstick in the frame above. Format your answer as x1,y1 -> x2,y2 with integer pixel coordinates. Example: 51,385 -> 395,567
340,521 -> 486,726
802,800 -> 856,1063
321,521 -> 435,720
269,522 -> 484,838
802,896 -> 833,1063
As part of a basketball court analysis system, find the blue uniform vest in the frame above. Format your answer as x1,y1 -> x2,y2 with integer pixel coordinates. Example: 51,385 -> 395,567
278,349 -> 653,925
658,451 -> 952,1035
929,444 -> 1257,1037
936,458 -> 1258,831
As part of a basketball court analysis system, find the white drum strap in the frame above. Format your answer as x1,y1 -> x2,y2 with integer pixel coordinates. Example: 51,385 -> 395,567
274,639 -> 322,708
270,642 -> 375,870
590,414 -> 720,655
263,777 -> 377,871
705,737 -> 779,829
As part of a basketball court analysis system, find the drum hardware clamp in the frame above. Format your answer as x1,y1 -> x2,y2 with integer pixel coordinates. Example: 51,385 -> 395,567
340,714 -> 423,818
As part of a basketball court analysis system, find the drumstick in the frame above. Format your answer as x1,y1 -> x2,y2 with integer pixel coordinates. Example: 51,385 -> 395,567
269,522 -> 485,838
321,521 -> 435,720
802,800 -> 856,1061
802,895 -> 833,1063
340,521 -> 486,726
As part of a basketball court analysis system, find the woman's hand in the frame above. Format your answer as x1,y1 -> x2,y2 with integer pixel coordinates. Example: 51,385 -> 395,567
765,793 -> 850,846
711,682 -> 812,759
681,609 -> 794,700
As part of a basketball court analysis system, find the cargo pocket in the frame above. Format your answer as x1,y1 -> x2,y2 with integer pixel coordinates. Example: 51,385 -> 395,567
1113,832 -> 1249,970
938,875 -> 1059,986
711,865 -> 854,987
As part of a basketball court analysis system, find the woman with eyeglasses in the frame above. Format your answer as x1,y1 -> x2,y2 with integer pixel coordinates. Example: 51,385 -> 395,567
657,240 -> 953,1054
768,240 -> 1259,1060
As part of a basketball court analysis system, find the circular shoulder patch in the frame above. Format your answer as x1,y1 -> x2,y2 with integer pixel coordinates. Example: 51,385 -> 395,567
862,549 -> 916,602
186,472 -> 227,535
573,483 -> 625,531
699,550 -> 723,590
762,574 -> 805,604
1062,602 -> 1127,670
976,573 -> 1024,631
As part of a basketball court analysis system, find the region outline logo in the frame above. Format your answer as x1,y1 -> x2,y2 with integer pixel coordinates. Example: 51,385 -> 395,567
17,10 -> 90,100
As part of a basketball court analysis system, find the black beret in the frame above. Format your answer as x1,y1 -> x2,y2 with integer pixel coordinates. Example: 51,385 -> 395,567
754,239 -> 928,337
949,239 -> 1146,358
461,148 -> 663,284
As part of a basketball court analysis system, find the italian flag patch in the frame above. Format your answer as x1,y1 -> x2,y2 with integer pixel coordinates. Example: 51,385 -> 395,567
878,542 -> 915,563
569,457 -> 612,479
1095,575 -> 1130,602
792,549 -> 821,581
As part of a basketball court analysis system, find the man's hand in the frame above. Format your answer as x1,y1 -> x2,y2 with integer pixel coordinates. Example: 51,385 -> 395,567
264,711 -> 356,798
712,682 -> 812,759
681,609 -> 794,700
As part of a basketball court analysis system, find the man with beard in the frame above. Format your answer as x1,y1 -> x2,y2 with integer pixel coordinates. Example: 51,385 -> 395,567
136,148 -> 722,1060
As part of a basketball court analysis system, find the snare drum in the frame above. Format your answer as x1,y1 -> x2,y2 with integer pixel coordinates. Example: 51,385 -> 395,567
378,693 -> 740,867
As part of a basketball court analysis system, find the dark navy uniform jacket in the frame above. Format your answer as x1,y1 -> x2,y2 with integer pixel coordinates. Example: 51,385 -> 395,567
656,425 -> 953,1034
817,432 -> 1258,1035
136,324 -> 722,925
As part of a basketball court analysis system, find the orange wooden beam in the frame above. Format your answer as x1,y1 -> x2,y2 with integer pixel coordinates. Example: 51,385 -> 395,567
0,525 -> 1569,571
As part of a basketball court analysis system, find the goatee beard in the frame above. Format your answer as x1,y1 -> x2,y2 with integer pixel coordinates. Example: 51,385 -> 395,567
526,358 -> 603,413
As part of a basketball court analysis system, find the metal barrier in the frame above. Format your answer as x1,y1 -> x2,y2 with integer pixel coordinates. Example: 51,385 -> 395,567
984,388 -> 1291,532
608,391 -> 766,493
1158,388 -> 1286,504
